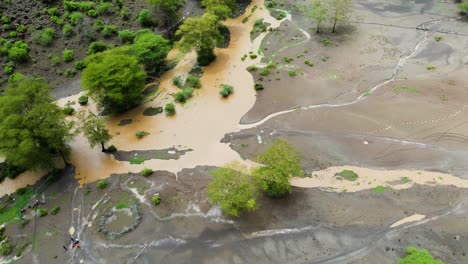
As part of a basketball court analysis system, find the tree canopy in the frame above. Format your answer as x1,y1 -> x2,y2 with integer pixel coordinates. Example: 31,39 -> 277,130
202,0 -> 237,20
207,162 -> 258,217
253,139 -> 303,198
307,0 -> 328,33
0,77 -> 72,170
176,13 -> 223,65
132,32 -> 171,74
147,0 -> 185,24
82,49 -> 147,113
78,111 -> 112,152
329,0 -> 354,33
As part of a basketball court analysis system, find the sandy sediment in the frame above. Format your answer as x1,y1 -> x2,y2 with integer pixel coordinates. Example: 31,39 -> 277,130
390,214 -> 426,228
291,166 -> 468,192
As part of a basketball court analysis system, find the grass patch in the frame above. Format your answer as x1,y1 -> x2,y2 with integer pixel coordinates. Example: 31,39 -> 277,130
320,37 -> 332,46
288,70 -> 297,77
140,168 -> 153,177
393,86 -> 420,94
152,194 -> 161,206
402,177 -> 411,183
0,187 -> 34,225
130,156 -> 146,165
96,180 -> 107,189
115,203 -> 127,209
372,185 -> 386,193
335,170 -> 359,181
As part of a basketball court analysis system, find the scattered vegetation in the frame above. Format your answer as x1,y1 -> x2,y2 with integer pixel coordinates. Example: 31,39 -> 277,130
78,95 -> 89,105
97,180 -> 108,189
63,106 -> 75,115
33,28 -> 56,46
398,246 -> 444,264
220,84 -> 234,98
79,112 -> 112,152
51,206 -> 60,215
402,177 -> 411,183
38,208 -> 48,217
174,88 -> 194,103
62,49 -> 75,62
304,60 -> 314,67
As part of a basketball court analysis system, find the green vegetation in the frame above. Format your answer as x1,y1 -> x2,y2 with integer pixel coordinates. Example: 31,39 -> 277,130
250,18 -> 267,40
201,0 -> 237,20
0,77 -> 72,170
7,41 -> 29,62
434,35 -> 442,42
78,95 -> 89,105
220,84 -> 234,98
38,208 -> 48,217
253,140 -> 303,198
115,203 -> 127,209
82,49 -> 147,112
87,41 -> 107,54
207,162 -> 258,217
0,187 -> 34,225
152,194 -> 161,206
254,82 -> 264,90
172,76 -> 183,87
70,12 -> 84,25
118,29 -> 135,44
138,9 -> 154,27
320,37 -> 332,46
247,65 -> 257,71
458,1 -> 468,13
174,88 -> 194,103
399,246 -> 444,264
148,0 -> 185,24
132,32 -> 171,73
0,239 -> 13,256
130,156 -> 145,165
307,0 -> 328,33
426,65 -> 436,70
392,86 -> 420,94
284,57 -> 294,63
79,112 -> 112,152
62,48 -> 75,62
402,177 -> 411,183
336,170 -> 359,181
176,13 -> 223,66
288,70 -> 297,77
135,131 -> 150,139
51,206 -> 60,215
185,76 -> 201,88
97,180 -> 108,189
102,25 -> 118,38
62,24 -> 73,38
165,103 -> 176,116
259,68 -> 270,76
33,28 -> 55,46
140,168 -> 153,177
63,105 -> 75,115
304,60 -> 314,67
306,0 -> 354,33
372,185 -> 385,193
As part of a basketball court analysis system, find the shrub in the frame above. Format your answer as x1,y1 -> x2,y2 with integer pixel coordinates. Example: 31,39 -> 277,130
2,24 -> 10,31
3,63 -> 14,75
87,9 -> 98,17
254,82 -> 264,90
130,156 -> 145,164
38,208 -> 48,217
33,28 -> 55,46
426,65 -> 436,70
16,25 -> 26,33
304,60 -> 314,67
0,239 -> 13,256
96,180 -> 107,189
102,25 -> 118,38
94,19 -> 104,32
8,32 -> 16,38
98,2 -> 113,14
373,185 -> 385,193
259,68 -> 270,76
399,246 -> 444,264
249,54 -> 257,59
152,194 -> 161,206
138,9 -> 153,27
107,145 -> 117,152
64,68 -> 77,78
70,12 -> 84,25
49,54 -> 60,66
186,76 -> 201,88
75,60 -> 86,70
434,35 -> 442,42
135,131 -> 149,139
120,7 -> 129,20
284,57 -> 293,63
50,206 -> 60,215
51,15 -> 64,25
174,88 -> 194,103
247,65 -> 257,71
48,7 -> 59,16
220,84 -> 233,98
164,103 -> 176,116
458,2 -> 468,13
336,170 -> 359,181
8,41 -> 29,62
288,70 -> 297,77
78,95 -> 89,105
140,168 -> 153,177
62,48 -> 75,62
20,218 -> 30,228
172,76 -> 183,87
276,12 -> 286,20
118,29 -> 134,43
63,106 -> 75,115
87,41 -> 107,54
320,37 -> 332,46
62,24 -> 73,37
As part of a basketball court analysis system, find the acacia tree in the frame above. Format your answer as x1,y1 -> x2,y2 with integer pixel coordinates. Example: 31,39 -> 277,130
307,0 -> 328,33
81,49 -> 147,113
176,13 -> 223,65
78,112 -> 112,152
0,77 -> 72,170
147,0 -> 185,25
252,139 -> 303,198
201,0 -> 237,20
328,0 -> 354,33
207,162 -> 258,217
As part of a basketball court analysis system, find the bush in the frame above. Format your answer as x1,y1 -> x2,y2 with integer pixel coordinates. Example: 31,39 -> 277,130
140,168 -> 153,177
284,57 -> 293,63
75,60 -> 86,70
249,54 -> 257,59
336,170 -> 359,181
152,194 -> 161,206
8,32 -> 16,38
49,54 -> 60,66
48,7 -> 59,16
8,41 -> 29,62
174,88 -> 194,103
288,70 -> 297,77
78,95 -> 89,105
62,48 -> 75,62
62,24 -> 73,37
87,41 -> 107,54
247,65 -> 257,71
50,206 -> 60,215
259,68 -> 270,76
16,25 -> 26,33
120,7 -> 129,20
164,103 -> 176,116
3,63 -> 14,75
135,131 -> 149,139
94,19 -> 104,32
186,76 -> 201,88
434,35 -> 442,42
399,246 -> 444,264
98,2 -> 113,14
70,12 -> 84,25
50,15 -> 63,25
197,47 -> 216,66
172,76 -> 183,87
426,65 -> 436,70
33,28 -> 55,46
102,25 -> 118,38
63,106 -> 75,115
220,84 -> 234,98
304,60 -> 314,67
118,29 -> 134,43
254,82 -> 264,90
64,68 -> 77,78
138,9 -> 153,27
106,145 -> 117,153
458,2 -> 468,13
96,180 -> 107,189
320,37 -> 332,46
38,208 -> 48,217
0,239 -> 13,256
87,9 -> 98,17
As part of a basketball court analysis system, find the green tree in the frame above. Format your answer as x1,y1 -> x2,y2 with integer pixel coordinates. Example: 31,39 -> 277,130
307,0 -> 328,33
78,111 -> 112,152
176,13 -> 223,66
328,0 -> 354,33
201,0 -> 237,20
399,247 -> 444,264
0,77 -> 72,170
8,41 -> 29,62
459,1 -> 468,13
81,49 -> 147,113
132,32 -> 171,74
147,0 -> 185,25
253,139 -> 303,198
207,162 -> 258,217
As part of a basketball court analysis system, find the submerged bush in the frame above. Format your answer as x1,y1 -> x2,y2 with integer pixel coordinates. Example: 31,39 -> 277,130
164,103 -> 175,116
220,84 -> 233,98
78,95 -> 89,105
